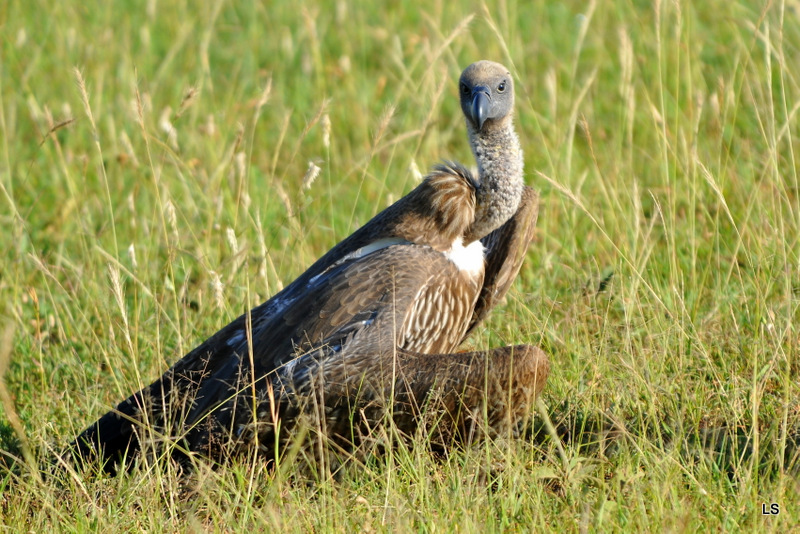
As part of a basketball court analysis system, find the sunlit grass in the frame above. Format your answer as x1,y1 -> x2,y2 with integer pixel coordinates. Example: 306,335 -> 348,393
1,0 -> 798,530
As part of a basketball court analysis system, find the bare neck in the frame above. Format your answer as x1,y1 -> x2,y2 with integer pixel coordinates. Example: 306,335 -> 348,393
464,117 -> 524,243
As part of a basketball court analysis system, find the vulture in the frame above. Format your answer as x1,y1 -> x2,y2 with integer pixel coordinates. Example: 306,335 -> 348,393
69,60 -> 549,473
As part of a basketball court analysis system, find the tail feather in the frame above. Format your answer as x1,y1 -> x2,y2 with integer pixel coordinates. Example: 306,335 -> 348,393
68,392 -> 144,473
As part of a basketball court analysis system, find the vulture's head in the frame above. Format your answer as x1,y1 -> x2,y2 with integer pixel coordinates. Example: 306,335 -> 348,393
459,60 -> 514,132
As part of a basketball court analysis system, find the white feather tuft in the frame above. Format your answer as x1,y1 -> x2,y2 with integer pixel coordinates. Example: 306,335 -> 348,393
445,237 -> 485,276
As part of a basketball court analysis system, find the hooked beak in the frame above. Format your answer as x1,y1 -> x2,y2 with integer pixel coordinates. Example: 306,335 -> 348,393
469,88 -> 491,131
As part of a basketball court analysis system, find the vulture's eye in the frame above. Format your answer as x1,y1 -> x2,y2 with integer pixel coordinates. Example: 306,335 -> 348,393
497,82 -> 506,93
461,83 -> 470,95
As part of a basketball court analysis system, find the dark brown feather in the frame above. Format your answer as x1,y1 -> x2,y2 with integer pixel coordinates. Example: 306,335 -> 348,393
466,186 -> 539,337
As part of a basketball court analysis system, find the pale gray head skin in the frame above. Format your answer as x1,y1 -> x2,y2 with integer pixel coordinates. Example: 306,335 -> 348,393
459,60 -> 515,133
458,60 -> 524,243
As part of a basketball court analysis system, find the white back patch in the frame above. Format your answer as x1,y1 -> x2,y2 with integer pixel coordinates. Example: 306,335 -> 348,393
445,237 -> 485,276
308,237 -> 409,285
346,237 -> 409,261
226,330 -> 245,348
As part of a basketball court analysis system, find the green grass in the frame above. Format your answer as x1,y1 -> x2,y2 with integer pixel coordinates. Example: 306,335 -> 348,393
1,0 -> 799,530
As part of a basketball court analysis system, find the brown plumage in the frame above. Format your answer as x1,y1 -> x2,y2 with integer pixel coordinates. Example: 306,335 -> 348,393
68,60 -> 548,472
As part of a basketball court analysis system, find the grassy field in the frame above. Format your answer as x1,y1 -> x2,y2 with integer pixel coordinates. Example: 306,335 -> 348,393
1,0 -> 799,530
